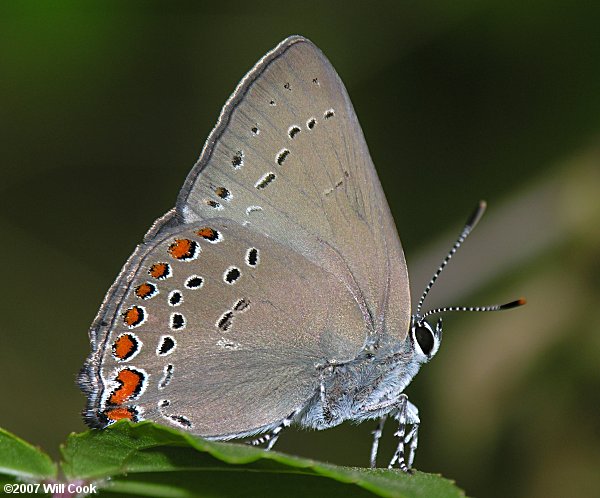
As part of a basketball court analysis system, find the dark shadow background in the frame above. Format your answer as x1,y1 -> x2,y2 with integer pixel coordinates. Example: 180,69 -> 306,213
1,2 -> 599,497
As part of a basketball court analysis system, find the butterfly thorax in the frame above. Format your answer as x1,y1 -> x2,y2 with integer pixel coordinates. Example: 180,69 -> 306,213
296,335 -> 425,430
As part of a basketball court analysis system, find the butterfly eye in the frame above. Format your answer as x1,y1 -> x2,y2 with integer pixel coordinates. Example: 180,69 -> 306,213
414,325 -> 435,357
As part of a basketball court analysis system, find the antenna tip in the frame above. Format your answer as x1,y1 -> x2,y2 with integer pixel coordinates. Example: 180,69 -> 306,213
465,200 -> 488,229
500,298 -> 527,310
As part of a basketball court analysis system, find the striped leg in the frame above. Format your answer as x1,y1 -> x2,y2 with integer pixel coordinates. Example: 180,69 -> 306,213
388,394 -> 420,473
370,415 -> 387,468
406,423 -> 419,468
247,410 -> 297,450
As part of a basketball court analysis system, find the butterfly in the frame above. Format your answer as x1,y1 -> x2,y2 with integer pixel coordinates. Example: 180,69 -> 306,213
79,35 -> 524,472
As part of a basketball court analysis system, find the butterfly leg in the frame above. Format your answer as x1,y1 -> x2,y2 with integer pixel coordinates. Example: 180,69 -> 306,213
388,394 -> 420,473
370,415 -> 387,468
247,409 -> 297,450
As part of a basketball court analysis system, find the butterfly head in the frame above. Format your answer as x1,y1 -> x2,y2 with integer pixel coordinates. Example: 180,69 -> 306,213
410,316 -> 442,363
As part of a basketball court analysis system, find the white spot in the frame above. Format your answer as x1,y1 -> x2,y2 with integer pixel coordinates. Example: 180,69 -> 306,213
158,364 -> 173,389
246,205 -> 263,215
217,337 -> 241,350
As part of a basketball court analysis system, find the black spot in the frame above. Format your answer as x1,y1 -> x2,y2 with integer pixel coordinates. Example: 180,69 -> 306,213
170,414 -> 192,428
169,291 -> 182,306
307,118 -> 316,129
218,311 -> 234,331
225,267 -> 241,284
277,149 -> 290,165
255,173 -> 275,189
171,313 -> 185,330
246,248 -> 259,267
312,77 -> 319,85
205,199 -> 222,209
159,399 -> 170,408
284,82 -> 291,90
324,109 -> 335,119
269,99 -> 276,106
251,126 -> 259,135
288,126 -> 301,139
185,276 -> 204,289
233,298 -> 250,312
196,227 -> 220,242
158,336 -> 176,356
232,151 -> 243,168
215,187 -> 230,200
324,180 -> 344,196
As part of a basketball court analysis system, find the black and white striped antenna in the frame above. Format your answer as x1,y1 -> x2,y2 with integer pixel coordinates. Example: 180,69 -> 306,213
414,200 -> 526,322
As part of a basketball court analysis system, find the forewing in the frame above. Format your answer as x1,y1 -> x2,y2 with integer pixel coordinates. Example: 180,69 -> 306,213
177,36 -> 410,342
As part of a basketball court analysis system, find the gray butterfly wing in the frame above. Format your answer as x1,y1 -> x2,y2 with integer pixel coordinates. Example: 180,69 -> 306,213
80,36 -> 410,437
81,219 -> 365,436
176,36 -> 410,343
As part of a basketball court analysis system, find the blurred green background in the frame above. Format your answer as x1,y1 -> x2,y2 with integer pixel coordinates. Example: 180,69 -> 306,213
1,1 -> 599,497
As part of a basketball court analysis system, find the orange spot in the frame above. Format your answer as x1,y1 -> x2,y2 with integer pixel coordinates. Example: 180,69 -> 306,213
123,306 -> 144,327
168,239 -> 196,260
149,262 -> 170,279
518,297 -> 527,306
113,334 -> 137,360
215,187 -> 229,198
135,282 -> 155,299
105,407 -> 136,421
196,227 -> 217,240
109,368 -> 144,405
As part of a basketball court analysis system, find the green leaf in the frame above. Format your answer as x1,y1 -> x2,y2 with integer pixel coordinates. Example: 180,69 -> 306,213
60,421 -> 466,497
0,427 -> 57,482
